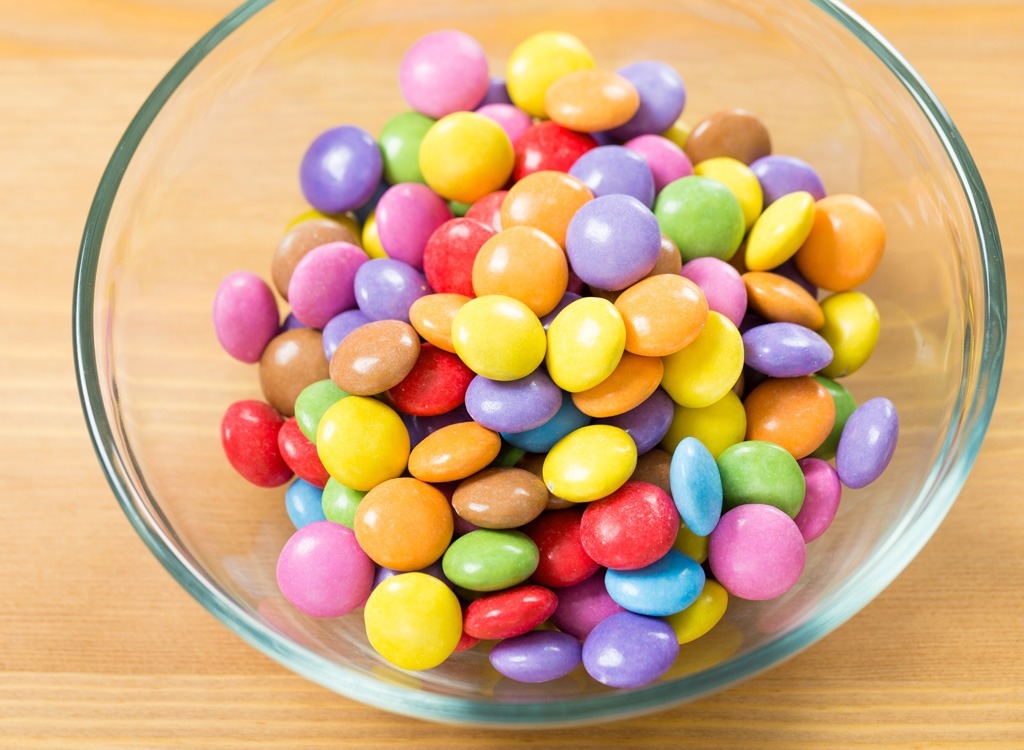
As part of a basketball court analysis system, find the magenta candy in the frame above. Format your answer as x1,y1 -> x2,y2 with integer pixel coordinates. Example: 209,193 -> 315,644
375,183 -> 452,269
399,30 -> 489,118
794,458 -> 842,542
680,256 -> 747,328
623,134 -> 694,194
836,397 -> 899,489
476,103 -> 534,146
550,570 -> 626,640
276,521 -> 375,617
213,271 -> 280,363
709,504 -> 806,600
287,242 -> 368,329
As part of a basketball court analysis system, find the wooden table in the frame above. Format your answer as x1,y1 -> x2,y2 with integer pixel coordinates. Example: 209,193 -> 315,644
1,1 -> 1021,746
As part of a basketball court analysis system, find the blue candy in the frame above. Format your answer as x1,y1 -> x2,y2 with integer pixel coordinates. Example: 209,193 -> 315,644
604,549 -> 705,617
669,436 -> 724,536
285,479 -> 328,529
501,394 -> 591,452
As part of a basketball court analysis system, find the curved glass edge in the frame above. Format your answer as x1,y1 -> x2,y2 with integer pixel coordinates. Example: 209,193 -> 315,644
72,0 -> 1007,727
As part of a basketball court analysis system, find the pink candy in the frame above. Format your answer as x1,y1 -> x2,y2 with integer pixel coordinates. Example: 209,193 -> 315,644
399,30 -> 490,118
623,134 -> 694,194
212,271 -> 279,363
794,458 -> 843,542
375,183 -> 453,269
276,521 -> 375,618
708,504 -> 806,601
476,103 -> 534,146
680,256 -> 748,328
287,242 -> 368,328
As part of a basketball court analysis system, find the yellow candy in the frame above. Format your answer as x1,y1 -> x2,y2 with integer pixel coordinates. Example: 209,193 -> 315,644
661,117 -> 692,149
661,312 -> 743,408
419,112 -> 514,203
665,580 -> 729,645
546,297 -> 626,393
364,573 -> 462,670
543,425 -> 637,502
286,208 -> 361,240
672,524 -> 709,564
661,390 -> 747,458
316,396 -> 409,491
694,157 -> 764,230
506,31 -> 596,118
361,209 -> 387,259
745,190 -> 816,270
452,295 -> 546,381
817,291 -> 880,378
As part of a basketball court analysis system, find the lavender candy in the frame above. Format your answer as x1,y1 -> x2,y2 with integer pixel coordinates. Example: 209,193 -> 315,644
353,258 -> 431,323
607,61 -> 687,141
321,309 -> 371,360
836,397 -> 899,489
568,145 -> 656,208
565,194 -> 662,291
595,388 -> 674,455
465,369 -> 563,434
750,155 -> 826,207
489,631 -> 583,684
582,611 -> 679,688
299,125 -> 382,214
743,322 -> 833,377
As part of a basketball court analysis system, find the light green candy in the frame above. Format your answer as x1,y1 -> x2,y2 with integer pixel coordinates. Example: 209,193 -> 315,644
717,440 -> 805,518
810,376 -> 857,461
320,478 -> 366,528
448,199 -> 472,217
654,175 -> 745,262
442,529 -> 539,592
379,111 -> 435,185
294,379 -> 349,443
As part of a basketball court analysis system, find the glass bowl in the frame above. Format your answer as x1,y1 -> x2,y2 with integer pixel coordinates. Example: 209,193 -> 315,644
73,0 -> 1006,727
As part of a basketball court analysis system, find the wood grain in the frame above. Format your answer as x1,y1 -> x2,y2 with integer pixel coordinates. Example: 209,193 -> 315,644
1,0 -> 1022,747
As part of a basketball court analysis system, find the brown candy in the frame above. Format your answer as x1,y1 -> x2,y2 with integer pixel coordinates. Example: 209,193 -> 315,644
646,234 -> 683,278
453,467 -> 549,529
329,320 -> 420,396
272,218 -> 361,299
516,453 -> 574,510
408,422 -> 502,483
742,271 -> 825,330
744,377 -> 836,459
629,448 -> 672,495
258,328 -> 330,416
685,109 -> 772,166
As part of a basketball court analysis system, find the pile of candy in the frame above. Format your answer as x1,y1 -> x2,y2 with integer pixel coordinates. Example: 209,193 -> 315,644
213,29 -> 899,690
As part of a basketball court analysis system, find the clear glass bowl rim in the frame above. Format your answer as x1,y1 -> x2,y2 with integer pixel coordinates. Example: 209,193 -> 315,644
72,0 -> 1007,726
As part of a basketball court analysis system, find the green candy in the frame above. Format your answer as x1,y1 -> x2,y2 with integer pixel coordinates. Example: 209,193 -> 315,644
447,199 -> 472,217
654,175 -> 745,262
442,529 -> 539,592
294,379 -> 349,443
494,443 -> 527,468
717,440 -> 805,518
378,111 -> 435,185
320,478 -> 366,528
810,376 -> 857,460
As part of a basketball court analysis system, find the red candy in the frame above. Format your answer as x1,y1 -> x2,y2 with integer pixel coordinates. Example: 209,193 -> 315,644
386,344 -> 475,416
463,584 -> 559,640
277,417 -> 330,488
221,400 -> 293,488
422,217 -> 495,297
454,629 -> 480,653
465,190 -> 508,232
513,121 -> 598,181
580,481 -> 680,570
523,508 -> 599,588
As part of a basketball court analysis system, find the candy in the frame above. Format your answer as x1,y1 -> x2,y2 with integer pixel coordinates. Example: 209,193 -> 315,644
550,571 -> 626,639
694,156 -> 763,230
604,549 -> 705,616
516,452 -> 575,511
809,375 -> 857,460
684,109 -> 772,165
501,396 -> 591,454
579,481 -> 678,569
673,524 -> 709,565
661,390 -> 747,459
407,422 -> 501,483
750,155 -> 826,206
544,68 -> 640,132
665,579 -> 728,644
221,400 -> 292,487
300,125 -> 383,214
544,425 -> 637,503
422,217 -> 495,297
401,403 -> 472,449
743,377 -> 836,459
464,368 -> 562,433
472,226 -> 569,316
364,572 -> 462,670
321,308 -> 371,360
213,271 -> 280,364
793,458 -> 842,542
623,134 -> 693,194
277,417 -> 330,487
452,295 -> 546,381
399,30 -> 489,118
489,631 -> 582,683
463,584 -> 558,640
615,274 -> 708,357
669,437 -> 723,537
272,218 -> 361,299
582,611 -> 679,688
570,352 -> 663,419
293,379 -> 348,443
277,521 -> 375,617
378,111 -> 434,186
836,397 -> 899,489
465,189 -> 507,231
286,242 -> 368,328
452,467 -> 549,529
442,529 -> 540,592
374,183 -> 452,269
522,507 -> 599,588
661,311 -> 744,409
545,297 -> 626,393
595,388 -> 675,455
794,194 -> 886,291
386,344 -> 474,416
717,440 -> 805,518
320,478 -> 366,527
316,396 -> 409,491
655,176 -> 745,262
662,116 -> 692,148
565,194 -> 662,291
744,190 -> 816,271
742,270 -> 824,330
607,61 -> 686,141
816,291 -> 880,378
354,477 -> 453,570
708,504 -> 805,600
513,121 -> 597,181
679,256 -> 748,329
506,31 -> 595,118
328,319 -> 420,396
409,293 -> 470,352
567,145 -> 655,208
284,478 -> 328,529
742,322 -> 834,378
353,257 -> 430,323
475,103 -> 533,147
259,328 -> 330,416
419,112 -> 514,203
500,171 -> 593,248
360,209 -> 385,258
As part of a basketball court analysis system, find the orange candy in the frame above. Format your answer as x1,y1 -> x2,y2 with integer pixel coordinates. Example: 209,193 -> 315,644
409,293 -> 471,353
614,274 -> 709,357
544,69 -> 640,133
646,234 -> 683,278
472,226 -> 568,317
353,477 -> 454,570
742,271 -> 825,330
408,422 -> 502,483
571,352 -> 664,417
794,194 -> 886,291
743,377 -> 836,459
500,171 -> 593,247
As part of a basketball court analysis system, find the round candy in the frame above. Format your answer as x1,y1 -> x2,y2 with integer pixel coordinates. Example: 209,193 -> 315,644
442,529 -> 540,591
743,376 -> 836,459
472,226 -> 568,316
465,368 -> 562,433
399,30 -> 489,118
615,274 -> 708,357
582,611 -> 679,688
708,504 -> 806,600
476,103 -> 534,145
453,467 -> 549,529
648,233 -> 683,277
401,403 -> 472,449
501,395 -> 591,454
375,183 -> 452,269
408,421 -> 501,483
544,68 -> 640,132
378,111 -> 434,185
300,125 -> 383,214
568,145 -> 656,207
742,271 -> 824,330
655,176 -> 745,262
409,293 -> 470,353
669,437 -> 723,537
551,571 -> 626,639
580,481 -> 678,569
793,458 -> 842,542
277,417 -> 330,487
571,352 -> 663,418
662,116 -> 692,148
353,258 -> 431,323
464,584 -> 558,640
607,61 -> 686,141
685,109 -> 772,165
516,452 -> 574,511
661,390 -> 747,459
420,112 -> 514,203
221,400 -> 292,487
679,256 -> 748,329
360,209 -> 385,258
522,507 -> 599,588
506,31 -> 595,118
513,121 -> 597,181
661,311 -> 744,409
293,379 -> 349,443
321,478 -> 366,527
422,217 -> 495,298
500,171 -> 593,248
665,579 -> 729,644
213,271 -> 280,363
328,319 -> 420,396
273,218 -> 361,299
364,572 -> 462,670
717,440 -> 805,517
816,291 -> 880,378
604,549 -> 705,616
745,190 -> 816,271
465,189 -> 508,231
742,322 -> 834,378
452,295 -> 546,381
794,194 -> 886,291
259,328 -> 330,416
354,477 -> 453,570
750,154 -> 826,206
543,425 -> 637,503
809,375 -> 857,460
836,397 -> 899,489
480,75 -> 511,106
489,631 -> 582,684
594,388 -> 674,455
630,449 -> 672,495
566,194 -> 661,291
316,396 -> 409,491
673,524 -> 709,565
386,343 -> 474,416
276,521 -> 374,617
287,242 -> 368,329
321,308 -> 371,360
545,297 -> 626,393
623,134 -> 693,195
280,312 -> 304,333
693,156 -> 763,229
284,478 -> 328,529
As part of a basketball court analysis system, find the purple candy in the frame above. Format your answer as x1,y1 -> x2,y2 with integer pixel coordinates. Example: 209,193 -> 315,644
353,258 -> 431,323
375,183 -> 452,270
400,403 -> 472,448
354,179 -> 390,224
742,322 -> 833,377
566,269 -> 586,296
399,30 -> 489,118
836,397 -> 899,489
750,155 -> 826,206
300,126 -> 383,214
479,75 -> 512,107
680,256 -> 748,328
595,388 -> 674,455
794,458 -> 842,542
623,134 -> 694,194
212,271 -> 280,363
373,560 -> 452,590
739,311 -> 768,335
550,570 -> 626,640
489,631 -> 583,684
476,103 -> 533,146
582,611 -> 679,688
465,369 -> 563,433
540,291 -> 581,330
568,145 -> 656,207
565,194 -> 662,291
321,308 -> 371,360
280,312 -> 304,333
607,61 -> 686,141
287,242 -> 368,329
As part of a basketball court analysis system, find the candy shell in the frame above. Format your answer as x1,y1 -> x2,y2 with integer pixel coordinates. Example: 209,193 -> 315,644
221,400 -> 292,488
596,389 -> 674,456
708,504 -> 806,600
353,258 -> 431,324
328,319 -> 420,396
566,194 -> 662,291
490,631 -> 582,684
420,112 -> 514,203
750,154 -> 826,206
386,344 -> 474,416
661,311 -> 744,409
213,271 -> 280,363
284,478 -> 328,529
513,121 -> 597,181
794,194 -> 886,291
604,549 -> 705,616
522,507 -> 599,588
568,145 -> 655,208
464,584 -> 558,640
399,30 -> 489,118
743,376 -> 836,459
607,61 -> 686,141
316,396 -> 409,491
745,190 -> 816,271
545,297 -> 626,393
465,368 -> 562,433
273,218 -> 362,299
742,322 -> 833,378
422,217 -> 496,298
665,579 -> 729,644
300,126 -> 383,214
582,611 -> 679,688
321,478 -> 366,528
685,109 -> 772,165
354,477 -> 454,570
551,571 -> 626,639
375,183 -> 452,269
407,422 -> 501,483
501,170 -> 593,248
453,467 -> 549,529
409,293 -> 470,353
836,397 -> 899,489
816,291 -> 880,378
277,521 -> 374,617
543,425 -> 638,503
580,481 -> 678,569
321,309 -> 371,360
501,395 -> 592,454
259,329 -> 330,417
465,189 -> 508,231
794,458 -> 842,541
452,295 -> 547,381
655,176 -> 745,262
623,134 -> 694,194
442,529 -> 540,592
472,226 -> 568,316
277,417 -> 330,487
661,390 -> 747,459
809,375 -> 857,460
364,572 -> 462,670
669,437 -> 723,537
506,31 -> 596,117
742,271 -> 824,330
717,440 -> 805,518
378,111 -> 434,185
615,274 -> 708,357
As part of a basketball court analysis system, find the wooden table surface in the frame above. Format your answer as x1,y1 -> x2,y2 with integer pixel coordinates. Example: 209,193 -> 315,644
1,0 -> 1022,747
